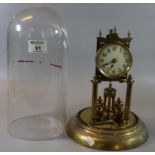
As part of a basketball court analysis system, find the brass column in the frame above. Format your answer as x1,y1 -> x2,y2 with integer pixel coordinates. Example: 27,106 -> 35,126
124,75 -> 134,122
91,77 -> 99,123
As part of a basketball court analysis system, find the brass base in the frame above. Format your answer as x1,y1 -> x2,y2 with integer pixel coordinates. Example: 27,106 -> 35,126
67,107 -> 148,151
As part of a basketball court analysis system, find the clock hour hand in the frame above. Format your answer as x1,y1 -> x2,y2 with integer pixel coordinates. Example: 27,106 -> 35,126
102,62 -> 111,67
102,58 -> 117,67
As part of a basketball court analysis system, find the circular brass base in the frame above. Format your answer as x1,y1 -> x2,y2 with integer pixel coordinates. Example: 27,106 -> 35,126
67,107 -> 148,151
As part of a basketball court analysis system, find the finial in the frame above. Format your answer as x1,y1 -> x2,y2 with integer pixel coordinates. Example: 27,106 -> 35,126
128,31 -> 131,38
99,30 -> 102,37
114,26 -> 117,33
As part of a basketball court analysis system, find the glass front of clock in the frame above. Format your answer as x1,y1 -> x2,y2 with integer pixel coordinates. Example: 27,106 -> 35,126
7,7 -> 68,140
96,44 -> 132,78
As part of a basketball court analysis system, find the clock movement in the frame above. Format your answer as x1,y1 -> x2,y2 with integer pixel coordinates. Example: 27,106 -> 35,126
67,27 -> 148,150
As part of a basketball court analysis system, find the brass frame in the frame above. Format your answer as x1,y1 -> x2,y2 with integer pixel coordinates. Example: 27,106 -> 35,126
67,28 -> 148,150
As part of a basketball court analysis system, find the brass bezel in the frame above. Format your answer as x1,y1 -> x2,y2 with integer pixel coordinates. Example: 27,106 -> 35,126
96,41 -> 133,79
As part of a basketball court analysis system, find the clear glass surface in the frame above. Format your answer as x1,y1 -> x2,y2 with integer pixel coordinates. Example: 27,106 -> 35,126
7,7 -> 68,140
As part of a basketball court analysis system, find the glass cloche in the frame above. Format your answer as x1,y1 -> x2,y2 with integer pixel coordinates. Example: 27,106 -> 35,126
7,7 -> 68,140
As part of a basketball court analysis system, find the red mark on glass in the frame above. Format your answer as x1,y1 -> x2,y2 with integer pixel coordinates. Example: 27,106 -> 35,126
50,64 -> 62,68
17,60 -> 34,63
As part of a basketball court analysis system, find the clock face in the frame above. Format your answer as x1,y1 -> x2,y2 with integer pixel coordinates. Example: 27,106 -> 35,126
96,44 -> 132,78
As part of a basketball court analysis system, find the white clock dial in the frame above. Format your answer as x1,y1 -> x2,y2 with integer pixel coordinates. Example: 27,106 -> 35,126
96,44 -> 132,78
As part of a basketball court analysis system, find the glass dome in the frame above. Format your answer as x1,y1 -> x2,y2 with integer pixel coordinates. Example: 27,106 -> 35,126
7,7 -> 68,140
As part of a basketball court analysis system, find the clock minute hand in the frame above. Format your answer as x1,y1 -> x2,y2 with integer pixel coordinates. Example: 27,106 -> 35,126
110,64 -> 114,70
109,58 -> 117,70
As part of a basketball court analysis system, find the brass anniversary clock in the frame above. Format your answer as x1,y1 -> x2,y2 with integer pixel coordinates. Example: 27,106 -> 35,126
67,28 -> 148,150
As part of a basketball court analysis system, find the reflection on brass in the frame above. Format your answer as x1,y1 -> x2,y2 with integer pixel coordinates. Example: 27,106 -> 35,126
67,27 -> 148,150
